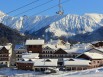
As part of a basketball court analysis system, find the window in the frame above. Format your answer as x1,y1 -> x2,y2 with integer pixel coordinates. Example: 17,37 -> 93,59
89,63 -> 91,64
93,61 -> 95,63
29,45 -> 32,48
5,62 -> 7,64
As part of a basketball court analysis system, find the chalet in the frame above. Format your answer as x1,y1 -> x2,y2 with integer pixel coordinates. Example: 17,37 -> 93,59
54,48 -> 68,58
14,44 -> 27,61
77,48 -> 103,68
16,52 -> 58,71
64,47 -> 90,58
16,52 -> 39,70
25,39 -> 44,53
42,44 -> 87,59
42,45 -> 56,58
0,43 -> 12,67
33,59 -> 58,71
63,58 -> 90,71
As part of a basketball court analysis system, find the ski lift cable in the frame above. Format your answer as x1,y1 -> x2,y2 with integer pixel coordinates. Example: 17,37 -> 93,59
14,0 -> 69,31
7,0 -> 40,14
31,0 -> 69,16
2,0 -> 53,29
3,0 -> 69,32
21,0 -> 70,31
14,0 -> 54,17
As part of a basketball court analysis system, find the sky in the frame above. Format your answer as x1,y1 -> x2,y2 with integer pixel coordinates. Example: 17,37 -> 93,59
0,0 -> 103,16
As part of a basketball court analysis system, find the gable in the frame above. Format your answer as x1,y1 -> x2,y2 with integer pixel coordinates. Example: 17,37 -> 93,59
43,46 -> 53,50
77,54 -> 91,60
54,48 -> 67,54
86,48 -> 103,54
0,47 -> 8,53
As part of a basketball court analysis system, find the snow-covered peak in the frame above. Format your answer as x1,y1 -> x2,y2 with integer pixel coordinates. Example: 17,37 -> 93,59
0,12 -> 103,38
0,11 -> 7,17
84,13 -> 103,23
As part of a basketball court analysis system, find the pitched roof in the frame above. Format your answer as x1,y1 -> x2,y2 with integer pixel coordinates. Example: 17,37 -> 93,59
63,58 -> 90,66
25,39 -> 44,45
22,53 -> 39,59
84,52 -> 103,59
34,59 -> 58,66
17,59 -> 58,66
54,48 -> 67,54
43,44 -> 56,50
65,47 -> 91,54
0,43 -> 12,51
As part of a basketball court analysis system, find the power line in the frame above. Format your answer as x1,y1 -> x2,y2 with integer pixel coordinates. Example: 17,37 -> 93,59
14,0 -> 54,16
32,0 -> 69,16
20,0 -> 70,31
5,0 -> 70,32
7,0 -> 40,14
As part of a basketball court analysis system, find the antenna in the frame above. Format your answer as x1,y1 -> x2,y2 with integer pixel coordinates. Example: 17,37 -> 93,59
56,0 -> 64,15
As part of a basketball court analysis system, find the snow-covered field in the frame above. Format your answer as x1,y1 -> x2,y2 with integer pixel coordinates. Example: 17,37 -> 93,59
0,67 -> 103,77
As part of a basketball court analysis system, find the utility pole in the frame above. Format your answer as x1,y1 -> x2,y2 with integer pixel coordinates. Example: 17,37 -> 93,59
56,0 -> 64,15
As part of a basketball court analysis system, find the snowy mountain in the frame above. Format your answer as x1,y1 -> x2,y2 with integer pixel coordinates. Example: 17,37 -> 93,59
1,11 -> 103,38
70,26 -> 103,43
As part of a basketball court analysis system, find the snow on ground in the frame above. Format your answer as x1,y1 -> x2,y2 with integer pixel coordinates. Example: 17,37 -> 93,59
0,67 -> 103,77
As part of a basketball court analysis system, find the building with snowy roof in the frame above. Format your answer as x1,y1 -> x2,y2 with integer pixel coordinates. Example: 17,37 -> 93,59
25,39 -> 44,53
63,58 -> 91,71
16,58 -> 58,71
77,48 -> 103,68
0,43 -> 12,67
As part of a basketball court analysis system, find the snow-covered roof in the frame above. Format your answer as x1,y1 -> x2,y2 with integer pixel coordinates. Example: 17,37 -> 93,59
25,39 -> 44,45
84,52 -> 103,59
17,59 -> 58,66
91,41 -> 101,44
43,44 -> 56,50
63,58 -> 90,66
34,59 -> 58,66
65,47 -> 92,54
0,43 -> 12,50
22,53 -> 39,59
0,46 -> 3,50
43,43 -> 68,50
94,47 -> 103,52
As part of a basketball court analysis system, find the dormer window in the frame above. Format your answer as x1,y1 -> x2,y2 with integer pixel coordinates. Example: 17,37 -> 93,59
68,59 -> 74,61
28,59 -> 32,61
45,59 -> 51,62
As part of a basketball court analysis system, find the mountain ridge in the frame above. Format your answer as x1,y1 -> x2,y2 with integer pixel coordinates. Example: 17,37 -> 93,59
1,11 -> 103,40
